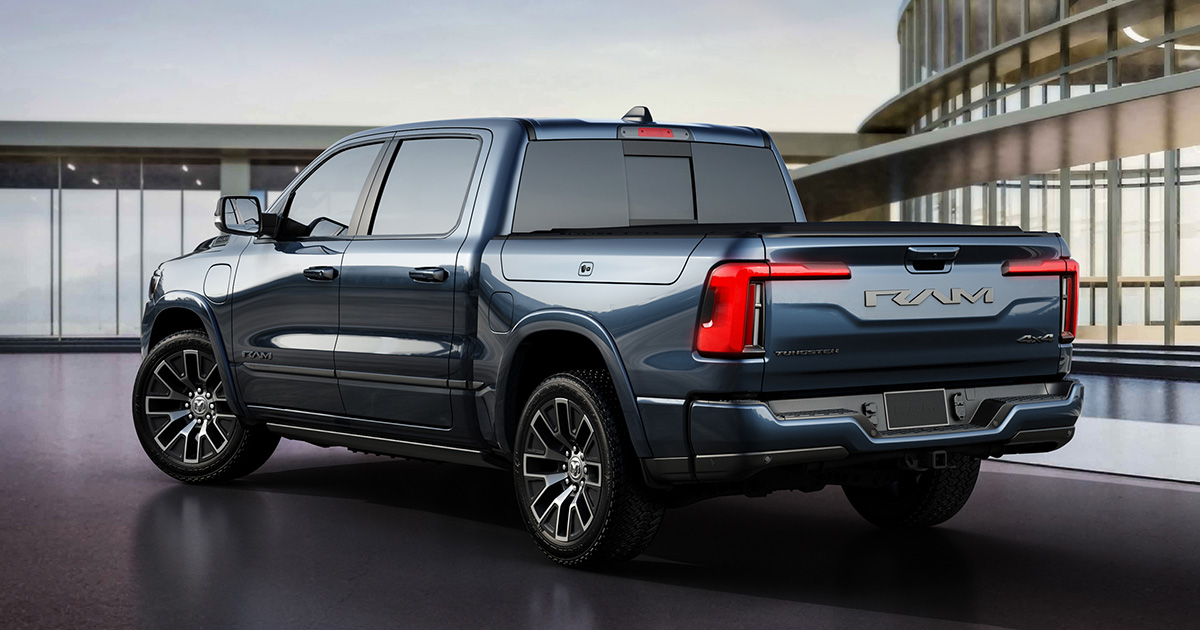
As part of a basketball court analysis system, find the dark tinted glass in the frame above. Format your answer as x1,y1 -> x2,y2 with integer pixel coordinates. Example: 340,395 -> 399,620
625,156 -> 694,225
370,138 -> 481,236
286,143 -> 381,234
143,158 -> 218,190
514,140 -> 795,232
513,141 -> 627,232
691,143 -> 794,223
251,159 -> 312,191
61,158 -> 141,189
0,156 -> 57,188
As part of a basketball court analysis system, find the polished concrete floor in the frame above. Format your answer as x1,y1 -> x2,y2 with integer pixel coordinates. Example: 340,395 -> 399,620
1074,373 -> 1200,425
2,354 -> 1199,630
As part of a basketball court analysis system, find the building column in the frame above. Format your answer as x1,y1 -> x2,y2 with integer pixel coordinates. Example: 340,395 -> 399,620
1106,20 -> 1121,344
1165,7 -> 1179,345
1059,17 -> 1071,247
1107,159 -> 1121,344
219,157 -> 251,197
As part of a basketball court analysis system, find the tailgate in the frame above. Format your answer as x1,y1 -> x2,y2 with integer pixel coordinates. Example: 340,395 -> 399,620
761,233 -> 1067,394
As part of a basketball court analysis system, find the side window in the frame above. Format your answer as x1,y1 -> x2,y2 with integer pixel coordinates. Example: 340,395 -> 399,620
691,143 -> 795,223
513,141 -> 627,232
285,143 -> 382,237
369,138 -> 482,236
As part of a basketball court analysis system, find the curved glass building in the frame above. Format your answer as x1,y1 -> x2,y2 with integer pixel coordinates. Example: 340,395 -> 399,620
796,0 -> 1200,346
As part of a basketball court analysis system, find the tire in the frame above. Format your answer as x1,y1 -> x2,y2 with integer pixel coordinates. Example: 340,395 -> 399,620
843,453 -> 981,529
132,330 -> 279,484
512,370 -> 665,568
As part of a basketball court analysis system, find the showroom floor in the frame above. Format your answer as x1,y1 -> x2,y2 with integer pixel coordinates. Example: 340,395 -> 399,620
2,354 -> 1198,630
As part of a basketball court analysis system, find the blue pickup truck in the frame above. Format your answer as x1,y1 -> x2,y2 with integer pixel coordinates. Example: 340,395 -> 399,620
132,108 -> 1084,567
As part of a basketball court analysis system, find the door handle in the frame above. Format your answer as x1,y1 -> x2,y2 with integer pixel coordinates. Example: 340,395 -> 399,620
303,266 -> 338,281
906,246 -> 959,261
409,267 -> 448,283
905,247 -> 958,274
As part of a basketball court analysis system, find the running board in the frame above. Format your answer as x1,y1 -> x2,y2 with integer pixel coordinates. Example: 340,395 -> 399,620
266,423 -> 499,469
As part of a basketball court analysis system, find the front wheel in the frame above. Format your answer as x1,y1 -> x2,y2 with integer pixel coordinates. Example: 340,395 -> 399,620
513,370 -> 664,568
132,330 -> 279,484
843,453 -> 981,529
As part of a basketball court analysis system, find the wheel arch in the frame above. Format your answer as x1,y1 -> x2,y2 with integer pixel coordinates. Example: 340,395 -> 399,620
496,310 -> 650,459
142,291 -> 250,419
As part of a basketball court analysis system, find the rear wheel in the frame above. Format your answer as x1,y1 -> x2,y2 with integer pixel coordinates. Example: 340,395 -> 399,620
132,330 -> 278,483
513,370 -> 664,568
843,454 -> 981,528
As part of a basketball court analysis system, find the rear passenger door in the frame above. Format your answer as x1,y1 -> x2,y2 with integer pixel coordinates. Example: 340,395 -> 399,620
335,132 -> 487,428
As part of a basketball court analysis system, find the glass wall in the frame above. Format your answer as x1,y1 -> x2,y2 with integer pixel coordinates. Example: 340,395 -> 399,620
251,159 -> 310,209
894,0 -> 1200,345
0,155 -> 219,338
0,157 -> 56,336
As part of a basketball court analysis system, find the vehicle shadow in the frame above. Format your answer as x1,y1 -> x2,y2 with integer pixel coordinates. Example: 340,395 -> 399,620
132,455 -> 1200,629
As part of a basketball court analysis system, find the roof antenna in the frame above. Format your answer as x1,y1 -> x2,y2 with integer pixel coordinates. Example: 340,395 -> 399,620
622,106 -> 653,123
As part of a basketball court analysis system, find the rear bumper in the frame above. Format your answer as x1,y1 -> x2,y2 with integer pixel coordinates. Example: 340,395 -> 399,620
644,379 -> 1083,484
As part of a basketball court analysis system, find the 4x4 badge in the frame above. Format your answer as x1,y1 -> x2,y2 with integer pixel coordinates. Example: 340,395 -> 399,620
1017,334 -> 1055,344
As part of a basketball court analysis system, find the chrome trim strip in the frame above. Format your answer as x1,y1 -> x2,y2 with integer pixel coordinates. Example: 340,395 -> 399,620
1007,425 -> 1076,446
694,446 -> 848,464
335,369 -> 446,388
242,362 -> 336,379
636,396 -> 687,405
314,370 -> 486,390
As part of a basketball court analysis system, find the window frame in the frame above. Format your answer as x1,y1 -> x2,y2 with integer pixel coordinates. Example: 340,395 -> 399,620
351,129 -> 491,240
263,133 -> 392,242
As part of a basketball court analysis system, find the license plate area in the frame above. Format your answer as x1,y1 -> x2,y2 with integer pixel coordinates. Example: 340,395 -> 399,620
884,389 -> 950,430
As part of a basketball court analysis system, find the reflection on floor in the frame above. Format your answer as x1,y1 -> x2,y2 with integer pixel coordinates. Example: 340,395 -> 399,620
1006,416 -> 1200,483
1074,373 -> 1200,425
2,353 -> 1198,630
1004,374 -> 1200,481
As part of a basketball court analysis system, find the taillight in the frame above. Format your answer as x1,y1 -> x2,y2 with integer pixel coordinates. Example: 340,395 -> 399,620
1002,257 -> 1079,343
696,261 -> 851,357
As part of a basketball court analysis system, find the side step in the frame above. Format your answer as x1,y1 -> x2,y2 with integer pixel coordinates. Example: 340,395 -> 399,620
266,423 -> 500,469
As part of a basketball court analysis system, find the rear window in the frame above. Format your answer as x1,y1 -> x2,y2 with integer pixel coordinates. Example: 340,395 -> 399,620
513,140 -> 796,232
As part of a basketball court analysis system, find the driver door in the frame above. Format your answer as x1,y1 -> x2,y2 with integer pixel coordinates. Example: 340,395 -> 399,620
231,137 -> 390,416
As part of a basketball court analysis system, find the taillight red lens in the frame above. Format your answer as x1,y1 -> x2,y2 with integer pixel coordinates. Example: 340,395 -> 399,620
769,262 -> 853,279
697,263 -> 770,357
1002,257 -> 1079,343
696,261 -> 851,357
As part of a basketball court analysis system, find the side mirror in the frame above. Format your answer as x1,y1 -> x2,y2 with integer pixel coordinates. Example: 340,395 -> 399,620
215,196 -> 268,236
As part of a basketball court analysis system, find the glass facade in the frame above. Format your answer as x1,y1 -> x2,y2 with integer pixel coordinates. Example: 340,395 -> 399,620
891,0 -> 1200,345
0,155 -> 220,337
251,159 -> 311,210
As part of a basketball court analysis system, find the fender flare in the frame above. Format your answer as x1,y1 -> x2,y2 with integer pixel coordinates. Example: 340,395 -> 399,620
141,291 -> 252,421
496,309 -> 651,459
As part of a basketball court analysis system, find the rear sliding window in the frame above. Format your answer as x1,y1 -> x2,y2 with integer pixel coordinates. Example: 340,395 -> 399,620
512,140 -> 795,232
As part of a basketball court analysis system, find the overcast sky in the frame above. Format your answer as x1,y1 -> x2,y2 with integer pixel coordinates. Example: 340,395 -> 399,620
0,0 -> 900,133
